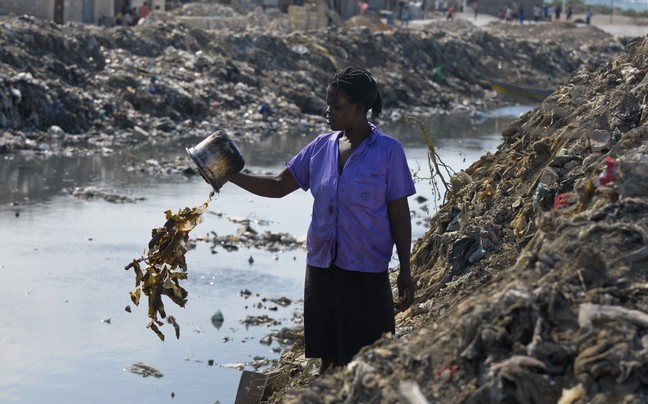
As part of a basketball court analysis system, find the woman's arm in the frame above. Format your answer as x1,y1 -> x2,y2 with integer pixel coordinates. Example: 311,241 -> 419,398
229,167 -> 300,198
388,196 -> 416,311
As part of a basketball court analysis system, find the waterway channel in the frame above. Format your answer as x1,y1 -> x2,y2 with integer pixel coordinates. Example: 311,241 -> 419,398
0,105 -> 531,403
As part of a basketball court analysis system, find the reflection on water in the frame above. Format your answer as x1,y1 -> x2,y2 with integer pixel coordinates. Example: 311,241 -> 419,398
0,105 -> 529,209
0,105 -> 532,403
383,108 -> 519,148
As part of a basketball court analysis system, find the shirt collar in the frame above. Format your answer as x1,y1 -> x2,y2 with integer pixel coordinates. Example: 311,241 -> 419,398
334,123 -> 378,144
367,122 -> 377,144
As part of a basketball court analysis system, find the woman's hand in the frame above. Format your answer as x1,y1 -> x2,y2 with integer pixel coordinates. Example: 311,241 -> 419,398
396,270 -> 416,312
388,197 -> 415,312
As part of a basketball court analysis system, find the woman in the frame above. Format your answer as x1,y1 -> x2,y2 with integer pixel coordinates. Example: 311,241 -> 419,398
229,66 -> 416,374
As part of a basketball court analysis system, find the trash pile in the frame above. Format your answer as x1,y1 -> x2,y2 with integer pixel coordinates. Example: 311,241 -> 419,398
0,8 -> 625,156
272,30 -> 648,404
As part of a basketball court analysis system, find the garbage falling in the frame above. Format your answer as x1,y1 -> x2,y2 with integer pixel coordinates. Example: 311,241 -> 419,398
124,191 -> 214,341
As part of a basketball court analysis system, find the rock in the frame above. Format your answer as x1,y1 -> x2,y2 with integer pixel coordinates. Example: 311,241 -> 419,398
618,152 -> 648,197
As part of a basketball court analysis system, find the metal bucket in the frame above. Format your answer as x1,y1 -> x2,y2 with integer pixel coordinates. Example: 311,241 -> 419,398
186,131 -> 245,191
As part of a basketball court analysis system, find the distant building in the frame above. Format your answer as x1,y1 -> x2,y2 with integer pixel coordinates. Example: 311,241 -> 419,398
0,0 -> 114,24
115,0 -> 168,15
0,0 -> 166,24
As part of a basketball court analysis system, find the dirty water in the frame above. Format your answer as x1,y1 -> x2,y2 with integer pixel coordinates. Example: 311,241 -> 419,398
0,105 -> 530,403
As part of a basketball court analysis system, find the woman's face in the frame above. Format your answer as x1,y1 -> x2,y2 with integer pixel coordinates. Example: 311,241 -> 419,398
325,86 -> 361,131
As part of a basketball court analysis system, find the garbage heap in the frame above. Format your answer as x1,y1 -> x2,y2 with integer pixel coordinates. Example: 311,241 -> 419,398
270,35 -> 648,404
0,11 -> 624,155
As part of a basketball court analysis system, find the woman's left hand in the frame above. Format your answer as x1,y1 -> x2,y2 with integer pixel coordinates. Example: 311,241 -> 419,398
396,271 -> 416,312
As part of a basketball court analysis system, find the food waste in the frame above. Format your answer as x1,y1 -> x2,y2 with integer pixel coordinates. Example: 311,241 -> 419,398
124,192 -> 215,341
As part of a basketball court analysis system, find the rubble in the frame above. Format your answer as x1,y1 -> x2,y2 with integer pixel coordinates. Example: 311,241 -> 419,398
66,186 -> 146,203
125,362 -> 164,378
269,23 -> 648,404
0,10 -> 626,157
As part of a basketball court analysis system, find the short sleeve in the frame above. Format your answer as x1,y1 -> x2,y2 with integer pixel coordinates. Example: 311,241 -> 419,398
386,140 -> 416,201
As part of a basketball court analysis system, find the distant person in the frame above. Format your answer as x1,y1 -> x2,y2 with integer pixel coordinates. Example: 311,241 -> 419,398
228,66 -> 416,375
122,0 -> 132,15
401,6 -> 410,27
505,4 -> 513,23
139,1 -> 150,19
567,6 -> 572,20
123,10 -> 133,25
586,7 -> 592,24
359,1 -> 370,15
473,0 -> 479,19
131,6 -> 140,25
511,2 -> 518,17
554,4 -> 561,20
446,4 -> 456,20
258,102 -> 272,121
533,3 -> 541,22
518,4 -> 525,24
115,10 -> 123,25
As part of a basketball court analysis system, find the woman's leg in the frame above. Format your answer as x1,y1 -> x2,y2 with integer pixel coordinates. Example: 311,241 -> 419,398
319,358 -> 345,374
319,358 -> 333,374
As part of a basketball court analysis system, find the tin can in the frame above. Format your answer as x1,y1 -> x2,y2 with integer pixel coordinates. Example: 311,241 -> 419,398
186,131 -> 245,191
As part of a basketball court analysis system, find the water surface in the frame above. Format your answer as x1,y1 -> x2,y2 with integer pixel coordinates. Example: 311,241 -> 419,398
0,105 -> 530,403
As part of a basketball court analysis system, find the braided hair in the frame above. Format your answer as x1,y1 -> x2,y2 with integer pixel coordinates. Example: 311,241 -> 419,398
328,66 -> 383,119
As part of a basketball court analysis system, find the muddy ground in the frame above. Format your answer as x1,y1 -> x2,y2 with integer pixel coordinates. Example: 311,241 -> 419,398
2,2 -> 648,403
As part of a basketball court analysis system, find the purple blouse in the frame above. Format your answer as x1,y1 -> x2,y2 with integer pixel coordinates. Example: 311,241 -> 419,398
286,124 -> 416,273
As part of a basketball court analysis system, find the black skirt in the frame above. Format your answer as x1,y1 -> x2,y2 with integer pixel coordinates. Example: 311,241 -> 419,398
303,264 -> 395,364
